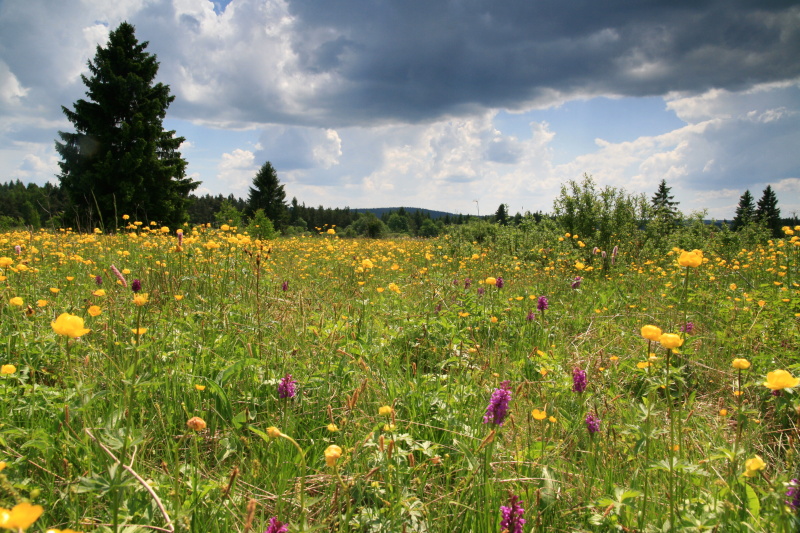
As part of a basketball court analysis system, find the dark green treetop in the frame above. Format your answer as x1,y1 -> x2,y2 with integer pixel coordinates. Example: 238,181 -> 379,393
56,22 -> 197,227
247,161 -> 288,229
730,189 -> 756,231
755,185 -> 781,237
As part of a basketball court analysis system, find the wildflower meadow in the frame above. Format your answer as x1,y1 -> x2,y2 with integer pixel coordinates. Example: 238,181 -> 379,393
0,218 -> 799,532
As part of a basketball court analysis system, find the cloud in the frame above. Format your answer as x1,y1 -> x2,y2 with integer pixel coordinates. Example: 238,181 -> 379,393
216,148 -> 257,194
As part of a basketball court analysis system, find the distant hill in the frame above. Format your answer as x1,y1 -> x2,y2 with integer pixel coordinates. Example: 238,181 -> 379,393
352,207 -> 462,219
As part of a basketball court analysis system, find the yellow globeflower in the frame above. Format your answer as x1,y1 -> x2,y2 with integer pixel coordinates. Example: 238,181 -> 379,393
731,358 -> 751,370
0,502 -> 44,530
327,228 -> 336,235
93,289 -> 106,297
743,455 -> 766,477
640,325 -> 662,342
659,333 -> 683,350
378,405 -> 393,417
763,370 -> 800,390
677,250 -> 703,267
9,297 -> 23,307
0,257 -> 13,268
186,416 -> 207,431
87,305 -> 102,317
324,444 -> 343,467
485,277 -> 497,286
1,364 -> 16,375
51,313 -> 91,338
133,293 -> 149,306
531,409 -> 547,420
267,426 -> 283,438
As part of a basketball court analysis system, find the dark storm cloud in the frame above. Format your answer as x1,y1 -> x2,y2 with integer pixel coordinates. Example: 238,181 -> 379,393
284,0 -> 800,125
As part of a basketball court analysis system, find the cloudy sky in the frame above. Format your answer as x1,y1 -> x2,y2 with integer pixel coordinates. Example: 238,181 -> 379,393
1,0 -> 799,219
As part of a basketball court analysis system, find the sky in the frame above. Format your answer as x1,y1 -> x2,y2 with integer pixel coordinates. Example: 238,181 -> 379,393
1,0 -> 799,220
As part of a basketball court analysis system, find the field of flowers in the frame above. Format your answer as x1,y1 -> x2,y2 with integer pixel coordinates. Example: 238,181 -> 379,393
0,219 -> 799,532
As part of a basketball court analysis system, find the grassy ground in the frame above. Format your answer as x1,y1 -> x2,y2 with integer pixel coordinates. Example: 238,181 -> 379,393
0,221 -> 798,532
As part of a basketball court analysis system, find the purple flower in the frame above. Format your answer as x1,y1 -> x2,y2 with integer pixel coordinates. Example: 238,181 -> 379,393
453,279 -> 460,286
264,517 -> 289,533
14,245 -> 21,255
571,276 -> 582,289
500,493 -> 526,533
537,296 -> 548,312
277,374 -> 297,399
680,321 -> 694,334
592,247 -> 599,255
483,381 -> 511,426
464,278 -> 471,289
282,280 -> 289,292
526,310 -> 535,322
572,368 -> 587,393
177,230 -> 184,246
786,479 -> 800,511
95,275 -> 103,286
495,276 -> 504,289
131,279 -> 142,293
477,287 -> 485,296
585,413 -> 601,434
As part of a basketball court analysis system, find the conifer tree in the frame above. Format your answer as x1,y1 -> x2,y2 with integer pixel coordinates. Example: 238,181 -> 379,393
56,22 -> 197,227
650,179 -> 680,222
247,161 -> 288,229
730,190 -> 756,231
755,185 -> 781,237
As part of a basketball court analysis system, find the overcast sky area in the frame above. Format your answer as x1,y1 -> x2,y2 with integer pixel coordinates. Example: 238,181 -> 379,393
1,0 -> 799,219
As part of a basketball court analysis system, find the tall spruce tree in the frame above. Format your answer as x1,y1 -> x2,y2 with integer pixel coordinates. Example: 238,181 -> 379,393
651,179 -> 680,223
730,190 -> 756,231
247,161 -> 288,229
755,185 -> 781,237
56,22 -> 197,227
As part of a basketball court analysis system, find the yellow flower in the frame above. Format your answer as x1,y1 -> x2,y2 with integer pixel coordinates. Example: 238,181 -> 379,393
51,313 -> 91,338
378,405 -> 393,417
9,297 -> 23,307
490,316 -> 498,323
36,300 -> 48,307
122,214 -> 130,220
0,257 -> 13,268
220,224 -> 230,231
659,333 -> 683,350
1,364 -> 16,375
327,228 -> 336,235
731,358 -> 751,370
93,289 -> 106,297
194,384 -> 206,391
729,283 -> 737,290
46,529 -> 84,533
0,462 -> 5,472
324,444 -> 343,467
133,293 -> 149,306
174,295 -> 184,301
677,249 -> 703,267
131,328 -> 147,335
87,305 -> 102,317
640,325 -> 662,342
327,423 -> 339,432
719,409 -> 728,416
0,502 -> 44,530
636,361 -> 652,369
49,288 -> 60,294
763,369 -> 800,390
361,258 -> 373,269
743,455 -> 766,477
160,226 -> 170,234
186,416 -> 207,431
484,277 -> 497,286
548,416 -> 557,423
267,426 -> 283,438
531,409 -> 547,420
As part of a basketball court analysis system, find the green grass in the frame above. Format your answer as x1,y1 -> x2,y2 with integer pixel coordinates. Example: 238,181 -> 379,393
0,222 -> 798,532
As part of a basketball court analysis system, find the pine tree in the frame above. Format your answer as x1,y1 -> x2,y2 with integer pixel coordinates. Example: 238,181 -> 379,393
56,22 -> 197,227
730,190 -> 756,231
495,203 -> 509,225
755,185 -> 781,237
247,161 -> 287,229
650,179 -> 680,222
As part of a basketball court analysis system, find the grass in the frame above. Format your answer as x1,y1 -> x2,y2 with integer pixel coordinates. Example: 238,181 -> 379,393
0,220 -> 798,532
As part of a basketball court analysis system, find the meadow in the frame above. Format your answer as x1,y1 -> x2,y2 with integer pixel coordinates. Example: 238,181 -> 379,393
0,217 -> 798,532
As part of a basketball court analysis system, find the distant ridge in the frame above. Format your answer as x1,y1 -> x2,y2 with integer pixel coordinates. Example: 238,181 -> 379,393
352,207 -> 462,219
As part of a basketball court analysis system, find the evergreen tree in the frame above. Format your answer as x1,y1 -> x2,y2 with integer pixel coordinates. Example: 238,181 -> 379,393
494,203 -> 509,225
56,22 -> 197,227
755,185 -> 781,237
650,179 -> 680,222
247,161 -> 287,229
730,190 -> 756,231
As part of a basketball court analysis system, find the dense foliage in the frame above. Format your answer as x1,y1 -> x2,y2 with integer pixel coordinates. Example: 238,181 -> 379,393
55,22 -> 198,228
0,214 -> 798,532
